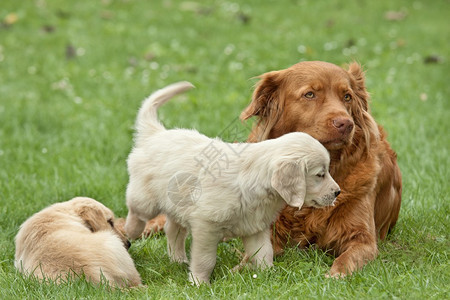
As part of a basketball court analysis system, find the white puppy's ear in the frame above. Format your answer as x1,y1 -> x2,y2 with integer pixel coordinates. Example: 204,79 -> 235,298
271,161 -> 306,208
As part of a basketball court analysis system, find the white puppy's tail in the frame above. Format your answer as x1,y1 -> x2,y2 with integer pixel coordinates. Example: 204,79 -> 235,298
135,81 -> 195,138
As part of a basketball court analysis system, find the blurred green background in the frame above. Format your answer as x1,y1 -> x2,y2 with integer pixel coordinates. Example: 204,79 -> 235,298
0,0 -> 448,298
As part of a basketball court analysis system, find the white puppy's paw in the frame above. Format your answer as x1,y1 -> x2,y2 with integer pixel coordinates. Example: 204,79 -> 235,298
188,272 -> 210,287
169,254 -> 188,264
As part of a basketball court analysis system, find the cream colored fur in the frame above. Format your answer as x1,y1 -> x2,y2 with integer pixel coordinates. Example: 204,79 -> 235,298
125,82 -> 340,285
15,197 -> 141,288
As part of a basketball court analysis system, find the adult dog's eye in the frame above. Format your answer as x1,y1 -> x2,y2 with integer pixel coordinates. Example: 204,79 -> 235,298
344,94 -> 352,102
304,91 -> 315,99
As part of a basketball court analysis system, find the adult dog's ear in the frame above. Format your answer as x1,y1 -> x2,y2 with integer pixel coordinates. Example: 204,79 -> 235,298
271,161 -> 306,208
77,205 -> 108,232
347,62 -> 379,148
347,62 -> 369,111
240,71 -> 282,121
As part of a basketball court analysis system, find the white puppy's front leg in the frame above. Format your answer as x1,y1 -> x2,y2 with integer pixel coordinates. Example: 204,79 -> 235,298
242,229 -> 274,269
165,217 -> 188,264
124,211 -> 146,240
188,228 -> 221,286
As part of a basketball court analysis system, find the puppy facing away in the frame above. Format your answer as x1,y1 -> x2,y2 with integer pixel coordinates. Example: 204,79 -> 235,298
124,82 -> 340,285
15,197 -> 142,288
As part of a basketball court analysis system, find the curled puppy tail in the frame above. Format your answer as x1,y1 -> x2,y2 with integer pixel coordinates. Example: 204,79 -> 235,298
135,81 -> 195,139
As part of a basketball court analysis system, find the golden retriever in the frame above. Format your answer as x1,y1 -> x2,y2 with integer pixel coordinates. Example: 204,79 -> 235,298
14,197 -> 142,287
124,82 -> 340,285
240,61 -> 402,277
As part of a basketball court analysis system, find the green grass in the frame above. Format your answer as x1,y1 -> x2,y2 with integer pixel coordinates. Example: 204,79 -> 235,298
1,0 -> 449,298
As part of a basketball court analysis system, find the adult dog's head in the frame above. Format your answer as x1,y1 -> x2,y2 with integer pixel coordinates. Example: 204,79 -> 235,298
69,197 -> 131,249
241,61 -> 379,152
268,132 -> 340,209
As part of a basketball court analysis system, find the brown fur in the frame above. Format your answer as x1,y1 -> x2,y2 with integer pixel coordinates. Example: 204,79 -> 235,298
15,197 -> 142,287
240,61 -> 402,277
116,214 -> 166,238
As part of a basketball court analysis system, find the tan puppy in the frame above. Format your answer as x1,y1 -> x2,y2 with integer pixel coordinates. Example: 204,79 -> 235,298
15,197 -> 142,287
124,82 -> 340,285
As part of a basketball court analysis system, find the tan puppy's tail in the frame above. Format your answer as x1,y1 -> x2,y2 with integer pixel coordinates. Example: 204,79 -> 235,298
135,81 -> 195,139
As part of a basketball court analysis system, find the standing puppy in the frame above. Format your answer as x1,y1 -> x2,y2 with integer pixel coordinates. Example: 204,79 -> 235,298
15,197 -> 142,288
124,82 -> 340,285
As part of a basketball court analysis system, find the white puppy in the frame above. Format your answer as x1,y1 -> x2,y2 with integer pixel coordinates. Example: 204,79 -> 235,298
125,82 -> 340,285
15,197 -> 142,288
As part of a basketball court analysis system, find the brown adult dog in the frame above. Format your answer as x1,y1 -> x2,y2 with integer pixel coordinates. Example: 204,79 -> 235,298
15,197 -> 142,287
240,61 -> 402,278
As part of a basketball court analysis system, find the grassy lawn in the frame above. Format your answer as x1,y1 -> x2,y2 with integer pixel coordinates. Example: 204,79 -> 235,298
1,0 -> 449,298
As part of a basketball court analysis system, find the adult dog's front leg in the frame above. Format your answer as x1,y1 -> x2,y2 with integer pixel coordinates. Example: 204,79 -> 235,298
327,237 -> 378,278
242,229 -> 274,269
324,193 -> 379,278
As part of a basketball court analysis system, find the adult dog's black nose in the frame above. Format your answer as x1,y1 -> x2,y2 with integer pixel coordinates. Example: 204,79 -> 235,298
334,190 -> 341,198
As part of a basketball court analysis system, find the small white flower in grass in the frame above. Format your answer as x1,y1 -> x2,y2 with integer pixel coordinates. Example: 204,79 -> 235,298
324,41 -> 337,51
28,66 -> 37,74
160,72 -> 168,79
343,46 -> 358,56
373,44 -> 383,54
297,45 -> 306,54
252,274 -> 257,279
420,93 -> 428,101
0,150 -> 4,156
42,148 -> 48,154
76,47 -> 86,56
229,61 -> 243,71
388,29 -> 397,38
74,97 -> 83,104
102,71 -> 112,80
150,62 -> 159,70
124,67 -> 134,78
51,78 -> 70,90
224,44 -> 235,56
358,38 -> 367,46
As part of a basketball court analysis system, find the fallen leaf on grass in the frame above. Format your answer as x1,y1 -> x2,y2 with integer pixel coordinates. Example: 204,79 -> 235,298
66,44 -> 76,60
424,55 -> 443,64
385,11 -> 407,21
3,13 -> 18,25
2,13 -> 18,28
41,25 -> 55,33
144,52 -> 156,61
101,10 -> 114,20
237,12 -> 251,24
326,19 -> 335,28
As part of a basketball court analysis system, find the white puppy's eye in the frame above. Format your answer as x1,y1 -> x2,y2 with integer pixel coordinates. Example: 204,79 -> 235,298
316,173 -> 325,178
107,219 -> 114,227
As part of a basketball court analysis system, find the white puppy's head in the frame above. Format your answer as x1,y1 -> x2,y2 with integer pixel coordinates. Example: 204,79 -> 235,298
270,133 -> 340,209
